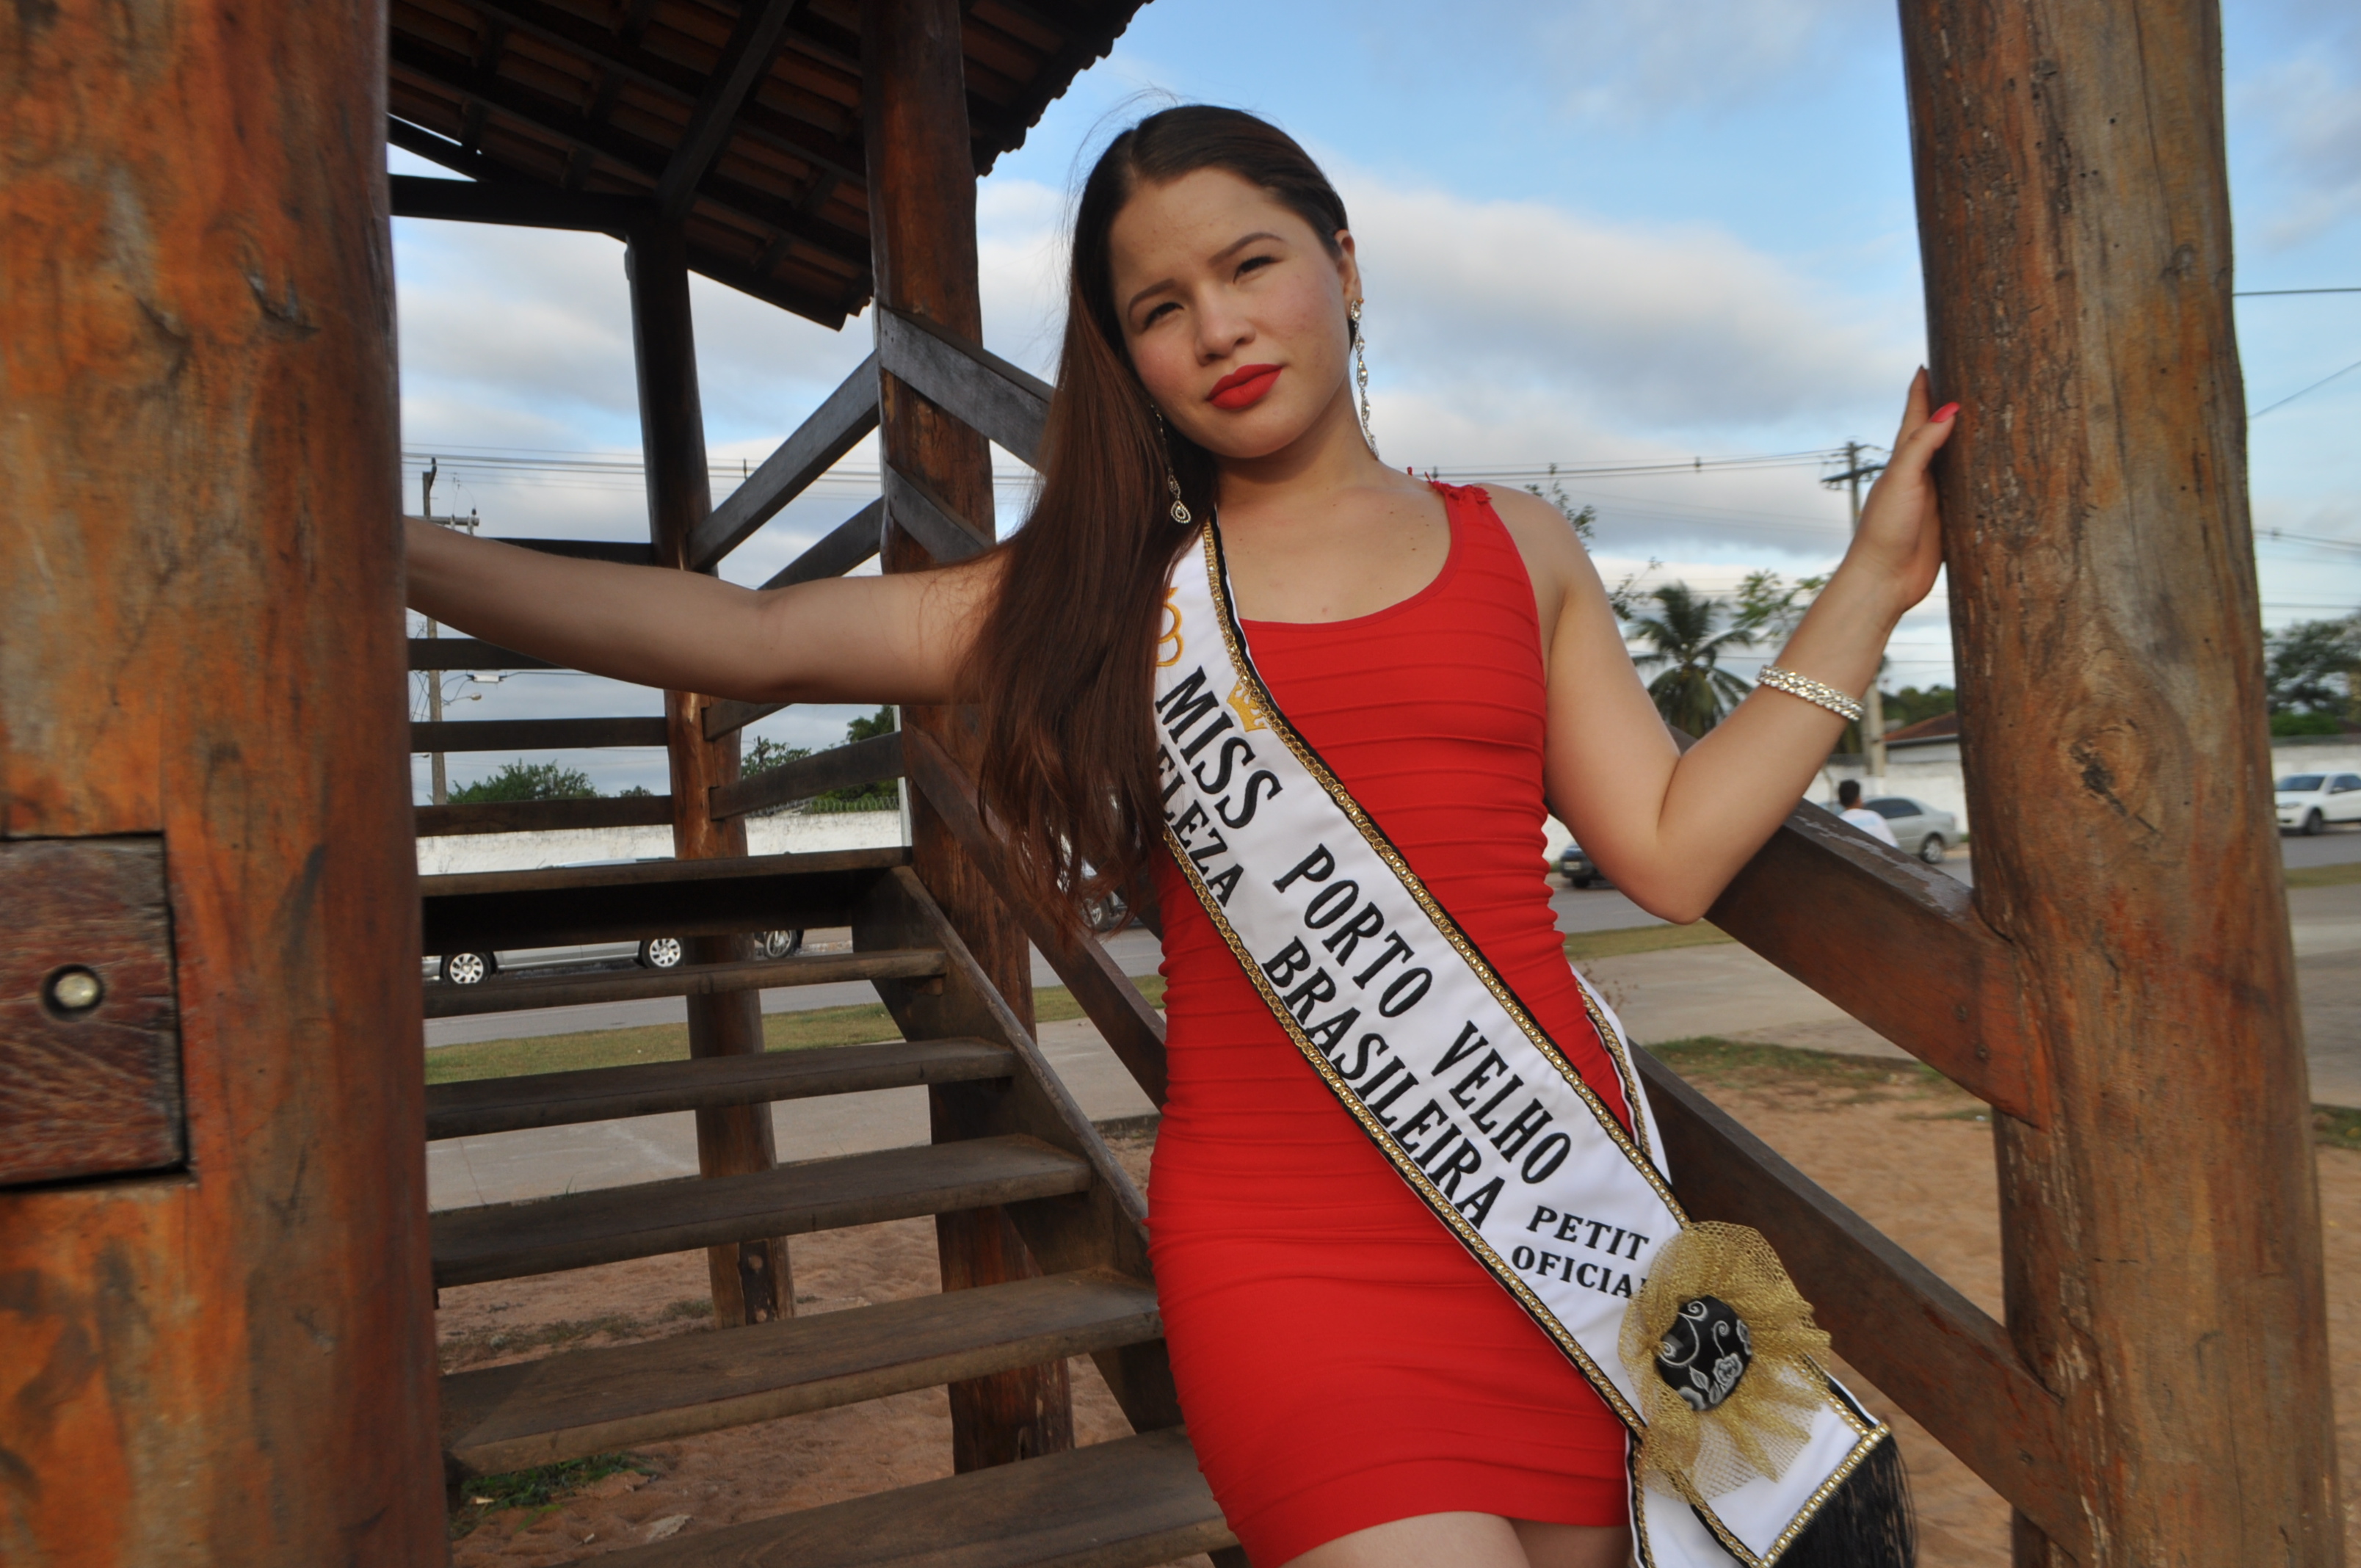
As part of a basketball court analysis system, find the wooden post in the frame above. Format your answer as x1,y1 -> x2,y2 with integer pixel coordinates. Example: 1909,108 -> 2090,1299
1899,3 -> 2343,1561
0,0 -> 443,1559
863,0 -> 1076,1471
628,222 -> 795,1326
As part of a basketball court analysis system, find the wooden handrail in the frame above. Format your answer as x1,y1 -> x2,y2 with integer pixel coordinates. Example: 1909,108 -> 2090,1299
388,173 -> 652,234
883,462 -> 990,563
689,355 -> 880,570
875,305 -> 1051,468
410,717 -> 668,752
708,731 -> 905,821
1708,801 -> 2043,1124
1637,1051 -> 2086,1555
415,795 -> 675,837
901,728 -> 1169,1106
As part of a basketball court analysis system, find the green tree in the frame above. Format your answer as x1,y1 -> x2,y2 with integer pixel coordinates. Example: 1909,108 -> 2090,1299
2265,615 -> 2361,716
1523,466 -> 1598,543
832,707 -> 899,806
744,736 -> 810,776
1629,583 -> 1754,735
1884,685 -> 1956,729
449,758 -> 598,803
1732,570 -> 1828,639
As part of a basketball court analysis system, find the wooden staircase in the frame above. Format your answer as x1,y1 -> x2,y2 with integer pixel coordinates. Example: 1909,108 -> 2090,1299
421,848 -> 1236,1567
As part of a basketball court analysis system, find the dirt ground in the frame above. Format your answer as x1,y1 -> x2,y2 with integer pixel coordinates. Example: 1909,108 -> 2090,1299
439,1060 -> 2361,1565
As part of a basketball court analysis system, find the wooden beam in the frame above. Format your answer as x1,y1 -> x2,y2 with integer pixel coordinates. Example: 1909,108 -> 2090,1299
865,0 -> 1072,1473
457,0 -> 871,189
1636,1051 -> 2089,1555
489,536 -> 658,565
902,727 -> 1169,1106
657,0 -> 808,222
763,496 -> 887,589
1899,3 -> 2339,1561
388,172 -> 650,233
388,34 -> 868,266
415,795 -> 674,837
1708,800 -> 2042,1123
687,356 -> 880,569
1,0 -> 444,1550
874,305 -> 1050,466
885,460 -> 990,563
628,217 -> 795,1330
407,637 -> 556,672
708,731 -> 905,821
409,717 -> 668,752
385,112 -> 856,327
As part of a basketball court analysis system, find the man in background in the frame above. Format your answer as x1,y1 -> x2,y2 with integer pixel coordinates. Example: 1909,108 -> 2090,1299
1835,778 -> 1900,847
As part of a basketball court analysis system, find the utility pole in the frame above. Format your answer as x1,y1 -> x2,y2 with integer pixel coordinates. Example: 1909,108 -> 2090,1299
421,460 -> 446,806
1825,441 -> 1887,780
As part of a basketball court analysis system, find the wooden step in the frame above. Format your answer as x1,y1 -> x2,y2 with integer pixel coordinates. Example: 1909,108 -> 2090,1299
425,1037 -> 1015,1141
422,948 -> 946,1018
431,1136 -> 1090,1288
591,1426 -> 1231,1568
421,846 -> 908,955
444,1268 -> 1161,1476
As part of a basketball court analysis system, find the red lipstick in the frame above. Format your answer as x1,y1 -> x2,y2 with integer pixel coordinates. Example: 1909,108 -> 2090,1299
1208,363 -> 1282,410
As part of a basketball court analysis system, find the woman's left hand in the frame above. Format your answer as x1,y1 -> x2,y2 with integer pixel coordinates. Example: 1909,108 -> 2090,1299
1849,368 -> 1957,617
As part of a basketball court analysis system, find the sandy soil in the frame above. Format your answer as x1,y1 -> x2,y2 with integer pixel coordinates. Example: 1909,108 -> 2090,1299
440,1077 -> 2360,1565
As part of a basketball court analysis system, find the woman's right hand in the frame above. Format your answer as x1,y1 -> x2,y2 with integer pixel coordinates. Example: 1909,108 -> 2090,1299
402,515 -> 999,706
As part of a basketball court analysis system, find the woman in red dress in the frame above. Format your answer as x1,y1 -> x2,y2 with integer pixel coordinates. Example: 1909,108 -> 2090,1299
407,106 -> 1953,1568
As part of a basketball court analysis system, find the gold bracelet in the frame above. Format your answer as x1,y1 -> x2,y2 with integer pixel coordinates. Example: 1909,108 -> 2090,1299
1755,665 -> 1865,723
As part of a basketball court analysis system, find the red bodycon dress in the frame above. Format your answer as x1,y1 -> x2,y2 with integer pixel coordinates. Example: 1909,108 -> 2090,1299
1147,484 -> 1636,1566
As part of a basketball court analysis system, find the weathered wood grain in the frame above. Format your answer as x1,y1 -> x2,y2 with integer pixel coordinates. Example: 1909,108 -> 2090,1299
589,1426 -> 1232,1568
0,0 -> 443,1553
410,716 -> 670,752
444,1268 -> 1160,1476
875,305 -> 1052,468
1899,3 -> 2340,1560
632,219 -> 794,1326
1708,799 -> 2042,1122
902,728 -> 1169,1106
424,1037 -> 1014,1140
865,0 -> 1072,1471
0,839 -> 184,1186
429,1134 -> 1093,1287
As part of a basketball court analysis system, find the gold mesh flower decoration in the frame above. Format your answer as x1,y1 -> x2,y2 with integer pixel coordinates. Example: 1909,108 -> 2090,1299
1620,1222 -> 1833,1500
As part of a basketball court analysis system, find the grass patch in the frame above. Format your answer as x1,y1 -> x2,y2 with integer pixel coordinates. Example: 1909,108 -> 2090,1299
1644,1037 -> 1963,1110
450,1452 -> 655,1539
1564,923 -> 1736,963
2284,861 -> 2361,889
426,976 -> 1169,1086
2317,1106 -> 2361,1151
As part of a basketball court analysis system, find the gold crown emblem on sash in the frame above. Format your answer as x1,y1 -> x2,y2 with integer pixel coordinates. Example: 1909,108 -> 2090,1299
1226,679 -> 1270,733
1156,593 -> 1185,668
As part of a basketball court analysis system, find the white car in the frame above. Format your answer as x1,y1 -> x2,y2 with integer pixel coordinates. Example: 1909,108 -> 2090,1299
2275,772 -> 2361,835
1832,795 -> 1959,865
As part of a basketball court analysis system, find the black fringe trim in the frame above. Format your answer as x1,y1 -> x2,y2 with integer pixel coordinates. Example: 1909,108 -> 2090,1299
1771,1433 -> 1916,1568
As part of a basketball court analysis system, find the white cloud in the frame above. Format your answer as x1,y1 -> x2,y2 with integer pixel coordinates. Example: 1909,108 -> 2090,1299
1518,0 -> 1890,123
2234,47 -> 2361,250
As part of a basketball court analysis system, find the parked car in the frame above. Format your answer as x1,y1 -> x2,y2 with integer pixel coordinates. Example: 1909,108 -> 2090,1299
424,855 -> 803,984
1559,841 -> 1606,889
427,929 -> 804,986
2275,772 -> 2361,835
1837,795 -> 1958,865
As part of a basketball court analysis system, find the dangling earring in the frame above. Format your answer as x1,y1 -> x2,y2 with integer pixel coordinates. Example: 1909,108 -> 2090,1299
1349,299 -> 1379,457
1150,405 -> 1194,528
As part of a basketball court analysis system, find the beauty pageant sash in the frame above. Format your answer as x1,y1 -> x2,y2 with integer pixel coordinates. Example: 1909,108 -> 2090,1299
1153,524 -> 1893,1567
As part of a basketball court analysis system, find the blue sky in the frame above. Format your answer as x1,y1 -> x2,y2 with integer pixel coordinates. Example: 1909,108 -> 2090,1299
394,0 -> 2361,799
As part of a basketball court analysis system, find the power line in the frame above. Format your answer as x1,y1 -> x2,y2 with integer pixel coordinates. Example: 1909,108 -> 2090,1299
2250,357 -> 2361,421
2236,287 -> 2361,297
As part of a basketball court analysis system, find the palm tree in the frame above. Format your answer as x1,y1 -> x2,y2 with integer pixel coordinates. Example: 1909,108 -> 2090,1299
1629,583 -> 1754,735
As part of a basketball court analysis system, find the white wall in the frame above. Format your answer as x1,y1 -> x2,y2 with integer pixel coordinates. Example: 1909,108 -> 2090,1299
417,807 -> 906,876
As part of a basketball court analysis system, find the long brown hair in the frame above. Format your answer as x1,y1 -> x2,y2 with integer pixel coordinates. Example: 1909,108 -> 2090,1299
962,106 -> 1352,932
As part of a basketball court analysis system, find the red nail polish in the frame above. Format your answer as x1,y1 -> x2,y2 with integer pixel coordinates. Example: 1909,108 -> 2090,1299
1932,402 -> 1959,422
